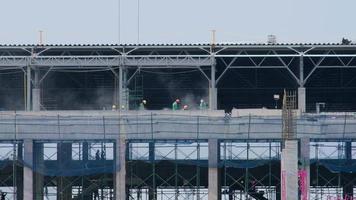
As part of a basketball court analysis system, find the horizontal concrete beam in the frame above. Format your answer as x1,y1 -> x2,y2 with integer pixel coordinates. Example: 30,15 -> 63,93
0,110 -> 355,140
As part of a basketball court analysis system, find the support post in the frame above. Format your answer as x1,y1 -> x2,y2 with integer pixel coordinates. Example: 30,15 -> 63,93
17,143 -> 23,200
298,87 -> 306,113
82,142 -> 92,199
115,139 -> 126,200
118,67 -> 129,110
32,68 -> 41,111
149,142 -> 156,200
281,140 -> 298,200
123,68 -> 129,110
209,57 -> 217,110
208,139 -> 220,200
343,141 -> 353,198
23,140 -> 33,200
26,66 -> 31,111
57,143 -> 72,200
298,54 -> 306,113
34,143 -> 44,200
300,138 -> 310,200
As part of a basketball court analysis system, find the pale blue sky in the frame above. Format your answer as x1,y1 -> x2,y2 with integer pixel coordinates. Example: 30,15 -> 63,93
1,0 -> 355,44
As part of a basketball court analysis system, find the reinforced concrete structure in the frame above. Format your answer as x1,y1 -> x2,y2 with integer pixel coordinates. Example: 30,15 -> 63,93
0,43 -> 356,200
0,110 -> 354,200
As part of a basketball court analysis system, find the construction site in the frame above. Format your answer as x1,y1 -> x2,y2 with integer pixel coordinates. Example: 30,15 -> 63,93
0,43 -> 356,200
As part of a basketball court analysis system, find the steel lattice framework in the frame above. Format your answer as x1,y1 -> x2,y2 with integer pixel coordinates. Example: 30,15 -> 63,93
1,43 -> 356,111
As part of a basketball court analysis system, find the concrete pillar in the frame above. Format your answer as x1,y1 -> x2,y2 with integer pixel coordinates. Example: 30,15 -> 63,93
82,142 -> 92,199
23,140 -> 33,200
34,143 -> 44,200
300,138 -> 310,200
298,87 -> 306,113
343,141 -> 353,197
17,143 -> 23,200
115,139 -> 126,200
208,139 -> 221,200
281,140 -> 298,200
148,142 -> 156,200
26,66 -> 32,111
209,62 -> 217,110
32,69 -> 41,111
119,67 -> 129,110
57,143 -> 72,200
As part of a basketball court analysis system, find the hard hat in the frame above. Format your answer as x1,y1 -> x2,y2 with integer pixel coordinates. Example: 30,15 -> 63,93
200,99 -> 204,103
112,104 -> 116,109
183,105 -> 188,110
176,99 -> 180,103
142,100 -> 147,104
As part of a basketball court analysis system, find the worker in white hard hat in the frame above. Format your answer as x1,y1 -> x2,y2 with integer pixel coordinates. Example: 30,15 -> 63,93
199,99 -> 208,110
139,99 -> 147,110
112,104 -> 117,111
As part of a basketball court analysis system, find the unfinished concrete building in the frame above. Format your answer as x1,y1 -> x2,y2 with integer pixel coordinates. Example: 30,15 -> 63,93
0,43 -> 356,199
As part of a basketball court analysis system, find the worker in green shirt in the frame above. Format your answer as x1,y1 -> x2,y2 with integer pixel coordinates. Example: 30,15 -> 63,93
172,99 -> 180,110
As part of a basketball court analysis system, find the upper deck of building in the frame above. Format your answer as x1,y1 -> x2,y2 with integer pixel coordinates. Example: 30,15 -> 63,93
0,109 -> 354,141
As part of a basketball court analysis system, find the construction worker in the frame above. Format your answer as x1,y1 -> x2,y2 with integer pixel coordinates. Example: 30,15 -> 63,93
172,99 -> 180,111
139,100 -> 147,110
111,104 -> 117,111
199,99 -> 208,110
0,191 -> 6,200
95,150 -> 100,160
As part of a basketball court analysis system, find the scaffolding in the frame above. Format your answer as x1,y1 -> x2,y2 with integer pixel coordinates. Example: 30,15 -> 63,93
0,112 -> 354,199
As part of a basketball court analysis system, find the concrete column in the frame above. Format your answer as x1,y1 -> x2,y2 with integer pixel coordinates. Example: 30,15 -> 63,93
82,142 -> 92,199
148,142 -> 156,200
115,139 -> 126,200
208,139 -> 220,200
298,87 -> 306,113
300,138 -> 310,200
281,140 -> 298,200
32,69 -> 41,111
17,143 -> 24,200
118,67 -> 129,110
209,61 -> 217,110
34,143 -> 44,200
26,66 -> 32,111
343,141 -> 353,197
23,140 -> 33,200
57,143 -> 72,200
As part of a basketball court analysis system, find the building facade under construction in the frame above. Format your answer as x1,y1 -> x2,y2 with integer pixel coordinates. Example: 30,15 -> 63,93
0,43 -> 356,199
